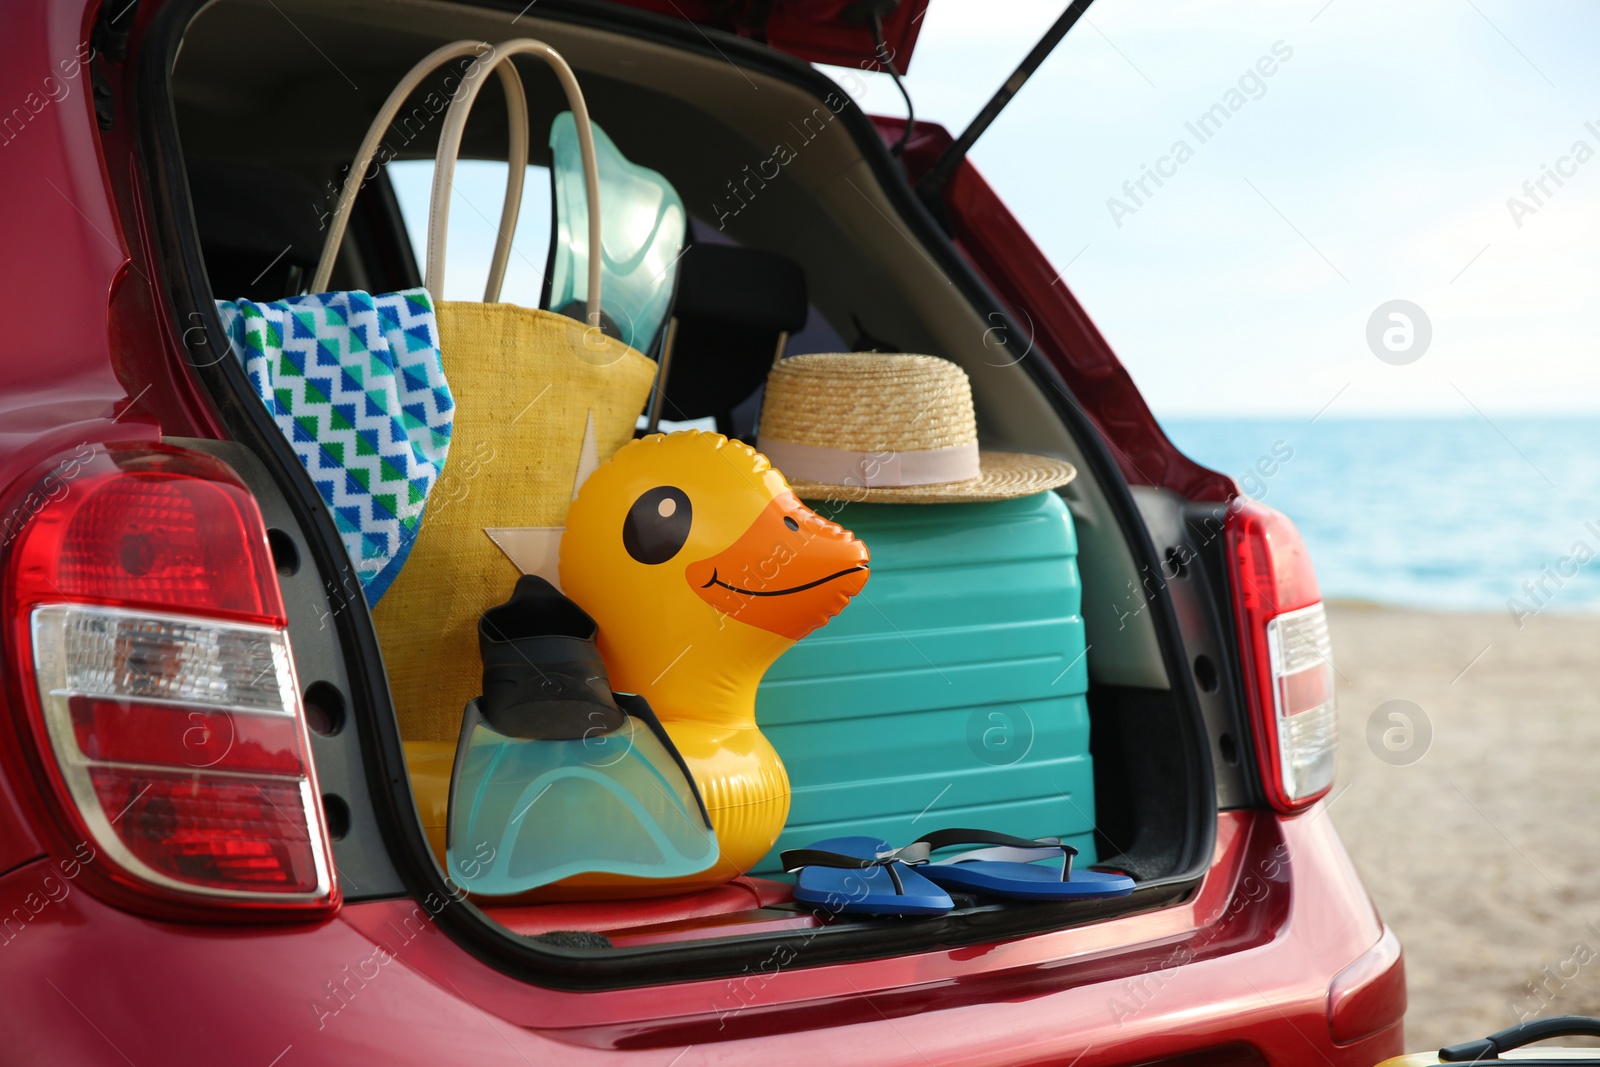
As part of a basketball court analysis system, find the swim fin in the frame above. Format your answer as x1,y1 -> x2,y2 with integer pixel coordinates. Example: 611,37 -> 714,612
446,576 -> 718,900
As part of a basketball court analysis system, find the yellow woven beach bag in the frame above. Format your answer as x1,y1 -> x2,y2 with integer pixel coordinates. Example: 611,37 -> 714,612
313,40 -> 657,742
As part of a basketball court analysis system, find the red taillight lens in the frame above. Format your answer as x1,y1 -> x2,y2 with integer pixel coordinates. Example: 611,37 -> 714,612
53,470 -> 280,620
2,446 -> 337,916
88,768 -> 321,891
1226,500 -> 1337,813
69,697 -> 305,776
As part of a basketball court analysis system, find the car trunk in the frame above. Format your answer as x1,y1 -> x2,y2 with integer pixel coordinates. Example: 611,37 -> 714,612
137,0 -> 1218,987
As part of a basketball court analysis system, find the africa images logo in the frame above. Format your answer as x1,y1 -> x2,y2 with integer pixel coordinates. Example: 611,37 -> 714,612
1106,41 -> 1295,228
1505,118 -> 1600,230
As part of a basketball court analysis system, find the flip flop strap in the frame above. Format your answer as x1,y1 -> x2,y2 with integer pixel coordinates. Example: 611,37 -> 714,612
780,848 -> 908,895
900,828 -> 1078,882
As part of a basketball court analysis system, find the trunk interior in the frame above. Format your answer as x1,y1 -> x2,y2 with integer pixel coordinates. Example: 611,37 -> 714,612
146,0 -> 1217,983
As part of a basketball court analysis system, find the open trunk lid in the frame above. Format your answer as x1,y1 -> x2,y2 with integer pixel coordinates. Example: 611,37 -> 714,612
603,0 -> 930,69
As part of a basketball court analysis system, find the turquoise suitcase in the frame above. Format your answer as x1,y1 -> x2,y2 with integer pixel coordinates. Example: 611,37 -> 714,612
753,492 -> 1097,875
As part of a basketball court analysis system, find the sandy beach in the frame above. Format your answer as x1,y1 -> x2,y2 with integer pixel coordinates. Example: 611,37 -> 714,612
1325,602 -> 1600,1052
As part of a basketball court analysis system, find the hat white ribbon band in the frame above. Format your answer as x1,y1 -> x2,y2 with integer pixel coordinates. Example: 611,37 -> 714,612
756,438 -> 981,488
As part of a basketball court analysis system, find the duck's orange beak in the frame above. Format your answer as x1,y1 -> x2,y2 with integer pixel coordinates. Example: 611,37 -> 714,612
685,491 -> 869,641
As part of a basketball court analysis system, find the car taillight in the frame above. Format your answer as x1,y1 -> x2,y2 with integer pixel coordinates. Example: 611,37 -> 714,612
2,445 -> 337,917
1226,499 -> 1337,813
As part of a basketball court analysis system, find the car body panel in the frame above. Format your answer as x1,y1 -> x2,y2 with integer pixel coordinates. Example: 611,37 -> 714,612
0,807 -> 1400,1064
0,1 -> 132,434
601,0 -> 932,71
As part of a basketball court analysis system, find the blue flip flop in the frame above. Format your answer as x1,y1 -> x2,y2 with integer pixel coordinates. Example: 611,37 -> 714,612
900,829 -> 1136,901
782,836 -> 954,917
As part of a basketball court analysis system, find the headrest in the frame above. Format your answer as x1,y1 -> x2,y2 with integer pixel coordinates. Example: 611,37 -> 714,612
673,244 -> 808,334
659,244 -> 809,424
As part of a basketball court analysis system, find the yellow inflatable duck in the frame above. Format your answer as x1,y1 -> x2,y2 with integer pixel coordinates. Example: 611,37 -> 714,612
557,430 -> 869,894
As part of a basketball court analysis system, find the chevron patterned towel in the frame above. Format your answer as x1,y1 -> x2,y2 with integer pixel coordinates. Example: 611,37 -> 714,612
217,288 -> 454,605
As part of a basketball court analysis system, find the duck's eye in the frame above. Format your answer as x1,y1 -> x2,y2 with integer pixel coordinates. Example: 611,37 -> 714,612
623,486 -> 693,565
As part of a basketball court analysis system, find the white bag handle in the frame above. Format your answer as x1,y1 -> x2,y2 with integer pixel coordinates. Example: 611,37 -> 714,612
313,41 -> 527,300
426,39 -> 603,327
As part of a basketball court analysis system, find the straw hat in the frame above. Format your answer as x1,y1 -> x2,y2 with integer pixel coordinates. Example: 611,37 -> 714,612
755,353 -> 1076,504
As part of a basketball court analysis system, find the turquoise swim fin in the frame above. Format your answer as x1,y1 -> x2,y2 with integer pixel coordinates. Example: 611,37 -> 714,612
445,577 -> 717,900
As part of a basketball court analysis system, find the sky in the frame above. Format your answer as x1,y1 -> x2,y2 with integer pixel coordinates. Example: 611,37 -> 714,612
821,0 -> 1600,418
391,160 -> 555,311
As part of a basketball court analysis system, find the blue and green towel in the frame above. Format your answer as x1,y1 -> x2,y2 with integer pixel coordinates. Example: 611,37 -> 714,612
216,288 -> 453,604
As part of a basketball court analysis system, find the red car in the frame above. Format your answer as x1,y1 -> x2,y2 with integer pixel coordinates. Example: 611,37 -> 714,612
0,0 -> 1404,1063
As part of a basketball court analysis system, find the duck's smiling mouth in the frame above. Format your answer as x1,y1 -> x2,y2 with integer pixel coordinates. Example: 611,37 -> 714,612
684,491 -> 870,639
699,565 -> 869,598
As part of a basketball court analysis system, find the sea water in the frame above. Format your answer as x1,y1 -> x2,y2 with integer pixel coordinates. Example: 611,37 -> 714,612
1161,417 -> 1600,616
